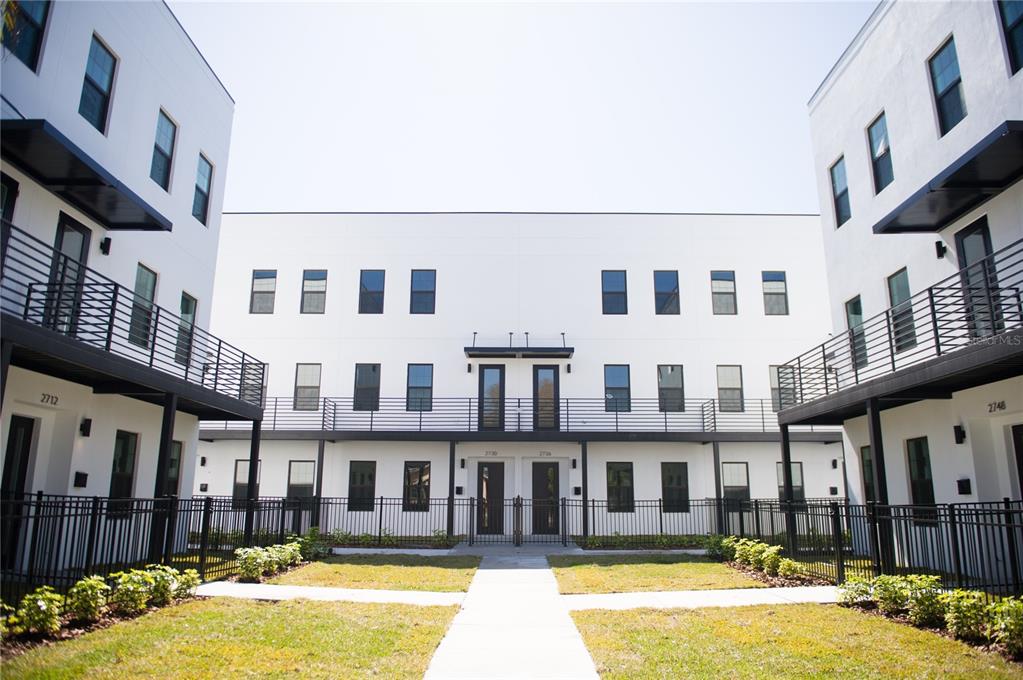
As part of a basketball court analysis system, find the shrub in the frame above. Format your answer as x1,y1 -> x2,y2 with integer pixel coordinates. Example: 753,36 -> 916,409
235,547 -> 269,582
990,597 -> 1023,656
0,600 -> 16,638
175,569 -> 201,599
872,575 -> 910,616
719,535 -> 739,562
747,542 -> 769,570
838,576 -> 873,607
761,545 -> 782,576
905,575 -> 945,628
66,575 -> 111,622
732,538 -> 754,565
704,535 -> 726,560
293,528 -> 329,560
17,586 -> 63,635
109,570 -> 155,615
264,545 -> 286,574
777,558 -> 801,578
941,589 -> 991,642
146,565 -> 181,607
432,529 -> 449,548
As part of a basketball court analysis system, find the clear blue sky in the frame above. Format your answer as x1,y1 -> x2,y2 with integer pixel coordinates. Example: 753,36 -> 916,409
170,1 -> 877,213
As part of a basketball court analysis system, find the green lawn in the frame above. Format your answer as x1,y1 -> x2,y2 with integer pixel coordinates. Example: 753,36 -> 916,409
573,603 -> 1023,679
4,597 -> 457,679
269,554 -> 481,592
548,554 -> 765,594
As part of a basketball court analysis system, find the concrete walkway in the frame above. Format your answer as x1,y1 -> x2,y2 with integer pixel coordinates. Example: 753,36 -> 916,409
424,555 -> 599,680
563,584 -> 839,611
195,580 -> 464,606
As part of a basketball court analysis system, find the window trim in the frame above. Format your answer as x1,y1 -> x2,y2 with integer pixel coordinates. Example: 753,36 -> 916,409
601,270 -> 628,315
606,461 -> 635,513
761,270 -> 789,316
354,363 -> 381,411
410,269 -> 436,314
657,364 -> 685,413
402,460 -> 431,512
192,153 -> 214,225
348,460 -> 376,511
653,270 -> 680,315
249,269 -> 277,314
300,269 -> 328,314
716,364 -> 744,413
1000,0 -> 1023,75
710,270 -> 737,315
829,155 -> 851,227
293,363 -> 322,411
79,33 -> 117,134
2,0 -> 51,72
150,109 -> 177,191
359,269 -> 385,314
406,363 -> 434,412
928,36 -> 967,137
603,364 -> 631,413
660,461 -> 690,513
866,111 -> 893,194
286,460 -> 317,500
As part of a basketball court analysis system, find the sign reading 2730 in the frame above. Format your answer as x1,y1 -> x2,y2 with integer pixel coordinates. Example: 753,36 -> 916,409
988,401 -> 1007,413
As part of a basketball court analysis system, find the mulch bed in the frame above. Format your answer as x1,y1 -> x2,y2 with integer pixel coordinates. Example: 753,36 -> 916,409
726,561 -> 831,587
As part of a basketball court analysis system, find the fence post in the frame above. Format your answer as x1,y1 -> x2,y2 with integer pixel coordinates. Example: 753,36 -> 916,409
830,501 -> 845,584
84,496 -> 101,575
561,498 -> 567,547
514,495 -> 523,547
25,490 -> 43,587
1005,497 -> 1021,593
866,502 -> 882,577
468,498 -> 475,546
162,495 -> 179,565
276,499 -> 287,543
737,501 -> 745,537
199,496 -> 212,580
658,498 -> 664,536
947,503 -> 963,588
377,496 -> 384,546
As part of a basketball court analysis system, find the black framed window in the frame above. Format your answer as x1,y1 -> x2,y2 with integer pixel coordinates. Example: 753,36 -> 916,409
354,363 -> 380,411
907,437 -> 937,523
2,0 -> 49,71
174,292 -> 197,366
887,268 -> 917,352
241,362 -> 265,406
78,35 -> 116,132
868,112 -> 893,193
929,37 -> 967,136
845,295 -> 867,370
150,110 -> 176,190
653,270 -> 680,315
2,172 -> 19,222
348,461 -> 376,511
406,364 -> 433,411
192,154 -> 213,225
403,461 -> 430,512
657,364 -> 684,412
762,271 -> 788,315
162,441 -> 182,497
606,462 -> 634,513
249,270 -> 276,314
721,462 -> 750,503
301,269 -> 327,314
287,461 -> 316,499
232,459 -> 260,505
410,269 -> 436,314
359,270 -> 385,313
776,462 -> 805,502
1001,0 -> 1023,74
769,365 -> 796,412
294,363 -> 321,411
604,364 -> 630,412
830,156 -> 851,227
601,270 -> 627,314
128,264 -> 157,349
716,365 -> 744,413
109,430 -> 137,498
661,462 -> 689,513
710,271 -> 736,315
860,445 -> 876,504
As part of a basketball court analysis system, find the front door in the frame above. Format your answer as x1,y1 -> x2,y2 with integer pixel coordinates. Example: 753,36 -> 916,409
2,415 -> 35,569
477,461 -> 505,534
532,461 -> 559,535
1013,424 -> 1023,499
955,217 -> 1001,339
533,365 -> 560,431
478,365 -> 505,431
46,214 -> 91,334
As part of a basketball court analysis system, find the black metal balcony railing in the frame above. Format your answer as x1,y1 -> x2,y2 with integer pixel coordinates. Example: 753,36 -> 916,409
201,396 -> 834,433
777,238 -> 1023,410
0,222 -> 265,406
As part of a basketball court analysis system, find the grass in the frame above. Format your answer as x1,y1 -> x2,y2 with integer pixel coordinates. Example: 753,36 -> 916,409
3,597 -> 457,679
548,554 -> 766,594
268,554 -> 481,592
572,603 -> 1023,679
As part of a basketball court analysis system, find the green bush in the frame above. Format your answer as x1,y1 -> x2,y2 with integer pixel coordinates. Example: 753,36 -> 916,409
704,535 -> 726,560
293,528 -> 329,560
905,575 -> 945,628
146,565 -> 181,607
777,558 -> 801,578
0,600 -> 17,638
941,589 -> 991,642
748,542 -> 769,570
732,538 -> 754,565
760,545 -> 783,576
66,575 -> 111,622
990,597 -> 1023,656
719,535 -> 739,562
175,569 -> 201,599
838,576 -> 873,606
16,586 -> 63,636
109,570 -> 155,615
235,547 -> 269,581
872,575 -> 910,616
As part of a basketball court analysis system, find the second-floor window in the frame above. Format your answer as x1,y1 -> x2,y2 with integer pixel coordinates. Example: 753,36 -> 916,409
830,156 -> 851,227
354,363 -> 381,411
359,270 -> 385,314
653,270 -> 680,314
761,271 -> 788,315
3,0 -> 49,71
716,364 -> 744,412
1001,0 -> 1023,74
79,35 -> 116,133
710,271 -> 736,315
301,269 -> 327,314
604,364 -> 631,412
845,295 -> 867,370
128,264 -> 157,349
887,268 -> 917,352
601,270 -> 627,314
150,110 -> 176,190
406,363 -> 433,411
410,269 -> 436,314
769,365 -> 796,412
174,292 -> 196,366
868,112 -> 893,193
929,37 -> 967,136
657,364 -> 684,412
293,363 -> 321,411
192,155 -> 213,225
249,270 -> 276,314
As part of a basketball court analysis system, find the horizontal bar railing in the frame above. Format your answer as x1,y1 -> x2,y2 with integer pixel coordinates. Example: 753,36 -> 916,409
778,238 -> 1023,410
0,221 -> 266,408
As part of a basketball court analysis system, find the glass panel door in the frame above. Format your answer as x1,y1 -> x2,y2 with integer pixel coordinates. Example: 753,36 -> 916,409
533,365 -> 559,431
47,215 -> 90,334
478,365 -> 505,431
532,462 -> 559,534
955,218 -> 1000,339
477,461 -> 505,534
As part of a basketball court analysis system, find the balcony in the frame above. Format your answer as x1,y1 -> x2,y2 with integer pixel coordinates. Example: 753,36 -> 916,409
1,222 -> 265,420
777,238 -> 1023,425
200,396 -> 838,441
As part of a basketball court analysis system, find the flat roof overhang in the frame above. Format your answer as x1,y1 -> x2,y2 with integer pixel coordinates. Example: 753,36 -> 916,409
778,327 -> 1023,426
1,119 -> 172,231
873,120 -> 1023,234
200,429 -> 841,444
465,346 -> 574,359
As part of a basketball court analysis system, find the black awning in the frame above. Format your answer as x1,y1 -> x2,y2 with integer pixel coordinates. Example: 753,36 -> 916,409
465,346 -> 575,359
874,120 -> 1023,234
1,119 -> 171,231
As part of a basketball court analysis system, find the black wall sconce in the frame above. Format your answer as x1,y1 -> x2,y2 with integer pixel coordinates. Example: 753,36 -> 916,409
573,486 -> 582,496
957,478 -> 972,495
199,483 -> 209,492
200,456 -> 207,467
831,459 -> 838,469
467,363 -> 472,373
935,240 -> 947,259
99,237 -> 112,255
455,486 -> 464,495
571,458 -> 577,469
954,425 -> 967,444
73,471 -> 88,488
79,418 -> 92,437
829,486 -> 839,496
566,364 -> 571,374
460,458 -> 466,469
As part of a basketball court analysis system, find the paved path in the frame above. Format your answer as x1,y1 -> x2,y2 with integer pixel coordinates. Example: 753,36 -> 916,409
424,555 -> 599,680
195,581 -> 464,606
563,584 -> 839,611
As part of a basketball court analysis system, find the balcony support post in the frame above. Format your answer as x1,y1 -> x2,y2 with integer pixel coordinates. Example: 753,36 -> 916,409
866,397 -> 895,572
580,441 -> 589,539
712,441 -> 723,535
149,392 -> 177,562
780,424 -> 797,552
0,339 -> 12,406
243,420 -> 262,545
313,439 -> 325,527
447,441 -> 456,537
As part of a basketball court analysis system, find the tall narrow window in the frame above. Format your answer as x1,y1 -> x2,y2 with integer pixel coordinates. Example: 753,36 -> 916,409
606,462 -> 634,512
128,264 -> 157,348
716,365 -> 744,413
830,156 -> 851,227
359,270 -> 385,314
929,37 -> 967,136
887,268 -> 917,352
721,462 -> 750,503
79,35 -> 116,132
249,270 -> 276,314
776,462 -> 805,502
233,460 -> 260,505
710,271 -> 736,314
761,271 -> 788,315
241,363 -> 265,406
175,292 -> 197,366
661,462 -> 689,513
109,430 -> 138,499
601,270 -> 627,314
403,461 -> 430,512
406,364 -> 433,411
287,461 -> 316,499
163,441 -> 182,497
868,112 -> 893,193
410,269 -> 436,314
293,363 -> 321,411
192,155 -> 213,225
354,363 -> 381,411
301,269 -> 327,314
657,364 -> 684,412
1,173 -> 18,222
150,110 -> 176,190
604,364 -> 631,412
769,365 -> 782,412
1001,0 -> 1023,74
653,270 -> 680,314
907,437 -> 936,522
860,445 -> 876,504
845,295 -> 867,370
2,0 -> 49,71
348,461 -> 376,511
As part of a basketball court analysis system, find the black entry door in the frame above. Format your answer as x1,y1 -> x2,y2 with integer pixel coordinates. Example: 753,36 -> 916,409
478,365 -> 505,431
955,218 -> 1001,339
1013,424 -> 1023,499
2,415 -> 34,569
532,461 -> 559,534
477,461 -> 505,534
46,214 -> 91,334
533,365 -> 560,431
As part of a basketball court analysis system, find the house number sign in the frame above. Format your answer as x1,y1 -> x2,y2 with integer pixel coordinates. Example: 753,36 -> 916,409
988,401 -> 1007,413
484,450 -> 499,457
538,451 -> 552,457
40,393 -> 60,406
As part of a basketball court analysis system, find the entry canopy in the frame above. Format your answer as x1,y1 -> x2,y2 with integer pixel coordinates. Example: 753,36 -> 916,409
464,346 -> 574,359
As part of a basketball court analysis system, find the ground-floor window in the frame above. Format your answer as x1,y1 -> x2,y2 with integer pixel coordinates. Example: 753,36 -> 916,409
287,460 -> 316,499
348,461 -> 376,510
776,461 -> 805,502
607,462 -> 635,512
233,459 -> 260,507
660,462 -> 689,512
907,437 -> 936,522
860,445 -> 876,503
162,440 -> 182,497
403,461 -> 430,511
721,462 -> 749,503
109,431 -> 138,514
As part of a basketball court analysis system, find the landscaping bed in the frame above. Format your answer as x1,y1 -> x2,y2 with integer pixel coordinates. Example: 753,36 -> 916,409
548,554 -> 765,594
269,554 -> 481,592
